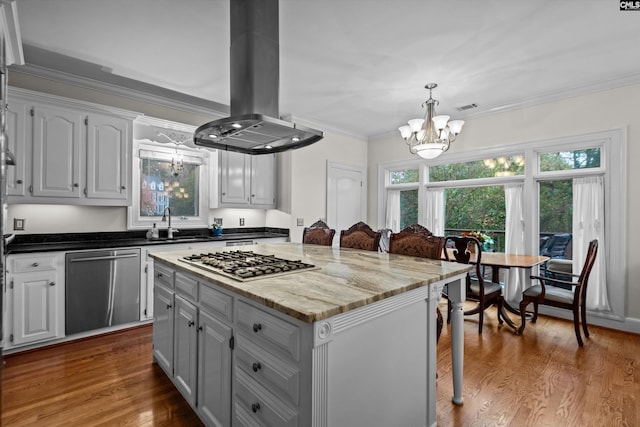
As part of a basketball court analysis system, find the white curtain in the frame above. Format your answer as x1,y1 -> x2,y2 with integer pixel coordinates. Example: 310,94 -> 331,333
573,176 -> 610,311
504,184 -> 526,304
385,190 -> 401,232
424,188 -> 445,236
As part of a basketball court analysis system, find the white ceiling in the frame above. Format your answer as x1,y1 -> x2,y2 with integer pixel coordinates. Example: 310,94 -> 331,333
13,0 -> 640,140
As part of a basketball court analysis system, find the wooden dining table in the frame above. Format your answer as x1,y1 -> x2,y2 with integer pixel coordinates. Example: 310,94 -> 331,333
445,249 -> 550,330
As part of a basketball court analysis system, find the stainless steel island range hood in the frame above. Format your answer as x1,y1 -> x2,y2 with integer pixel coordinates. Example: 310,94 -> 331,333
194,0 -> 323,155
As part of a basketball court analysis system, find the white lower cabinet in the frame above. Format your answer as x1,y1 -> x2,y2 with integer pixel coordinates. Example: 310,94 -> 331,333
4,252 -> 65,348
173,295 -> 198,406
198,310 -> 232,427
152,280 -> 174,376
153,264 -> 234,426
153,261 -> 306,427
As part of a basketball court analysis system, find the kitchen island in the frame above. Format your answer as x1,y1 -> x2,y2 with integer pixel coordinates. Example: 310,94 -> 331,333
150,242 -> 470,427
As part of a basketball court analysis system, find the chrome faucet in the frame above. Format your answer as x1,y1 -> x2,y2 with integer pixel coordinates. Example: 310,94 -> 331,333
161,207 -> 178,239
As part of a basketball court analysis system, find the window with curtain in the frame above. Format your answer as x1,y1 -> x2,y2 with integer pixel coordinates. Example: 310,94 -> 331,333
380,130 -> 625,321
383,164 -> 421,232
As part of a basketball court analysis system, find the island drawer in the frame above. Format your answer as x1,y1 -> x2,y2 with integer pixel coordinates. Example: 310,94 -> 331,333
174,272 -> 198,302
235,334 -> 300,405
154,262 -> 174,288
234,369 -> 298,427
199,282 -> 233,322
236,300 -> 301,362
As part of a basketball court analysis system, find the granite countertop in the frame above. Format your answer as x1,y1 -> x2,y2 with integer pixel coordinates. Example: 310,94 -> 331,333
150,242 -> 472,323
5,227 -> 289,254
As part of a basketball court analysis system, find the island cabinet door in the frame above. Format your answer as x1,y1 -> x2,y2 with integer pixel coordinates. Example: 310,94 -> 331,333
173,295 -> 198,407
152,286 -> 174,375
197,310 -> 232,427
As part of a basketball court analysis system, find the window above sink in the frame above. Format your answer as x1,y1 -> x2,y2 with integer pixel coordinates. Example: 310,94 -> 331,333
128,119 -> 210,230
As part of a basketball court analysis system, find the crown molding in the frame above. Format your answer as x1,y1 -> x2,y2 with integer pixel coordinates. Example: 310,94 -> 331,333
9,61 -> 228,120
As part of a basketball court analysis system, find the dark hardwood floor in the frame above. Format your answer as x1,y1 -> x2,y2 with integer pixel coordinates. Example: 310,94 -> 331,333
2,303 -> 639,426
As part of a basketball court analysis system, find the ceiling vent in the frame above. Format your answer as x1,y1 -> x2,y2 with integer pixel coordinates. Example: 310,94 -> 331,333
456,103 -> 478,112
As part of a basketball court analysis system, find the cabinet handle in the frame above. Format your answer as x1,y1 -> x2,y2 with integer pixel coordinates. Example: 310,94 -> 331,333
197,326 -> 203,332
166,304 -> 172,309
252,362 -> 262,372
252,323 -> 262,333
73,183 -> 79,188
16,179 -> 23,184
120,185 -> 126,190
32,262 -> 39,267
252,194 -> 255,197
188,321 -> 195,327
156,273 -> 163,278
49,281 -> 56,287
251,402 -> 261,413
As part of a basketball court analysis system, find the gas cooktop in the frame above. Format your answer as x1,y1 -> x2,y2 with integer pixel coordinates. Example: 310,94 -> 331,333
179,250 -> 318,281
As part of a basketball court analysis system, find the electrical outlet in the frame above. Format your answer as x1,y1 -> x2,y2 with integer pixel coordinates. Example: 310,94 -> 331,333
239,218 -> 245,226
13,218 -> 25,231
214,217 -> 223,226
297,218 -> 304,226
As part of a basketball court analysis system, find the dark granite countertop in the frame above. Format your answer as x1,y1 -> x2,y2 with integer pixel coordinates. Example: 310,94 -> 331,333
5,227 -> 289,254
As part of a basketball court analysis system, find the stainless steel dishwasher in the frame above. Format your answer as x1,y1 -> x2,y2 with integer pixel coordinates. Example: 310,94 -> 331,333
65,249 -> 141,335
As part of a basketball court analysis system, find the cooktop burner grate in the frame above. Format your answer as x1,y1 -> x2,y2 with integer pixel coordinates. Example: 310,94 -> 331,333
179,250 -> 317,281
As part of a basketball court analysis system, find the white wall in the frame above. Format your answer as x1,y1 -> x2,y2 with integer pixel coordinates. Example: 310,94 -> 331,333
368,83 -> 640,325
285,130 -> 368,243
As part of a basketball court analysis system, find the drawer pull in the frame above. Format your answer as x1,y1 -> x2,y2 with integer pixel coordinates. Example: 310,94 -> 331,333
49,281 -> 56,287
32,262 -> 39,267
188,321 -> 195,327
252,323 -> 262,333
251,402 -> 261,413
252,362 -> 262,372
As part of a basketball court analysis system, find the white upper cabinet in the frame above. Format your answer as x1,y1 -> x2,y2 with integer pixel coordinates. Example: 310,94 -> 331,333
219,150 -> 251,206
7,88 -> 137,206
4,98 -> 28,197
86,113 -> 129,200
32,104 -> 83,198
218,151 -> 276,208
250,153 -> 277,207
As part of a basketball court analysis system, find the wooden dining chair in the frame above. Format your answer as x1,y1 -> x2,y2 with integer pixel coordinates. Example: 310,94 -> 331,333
302,220 -> 336,246
339,221 -> 381,251
388,224 -> 441,257
444,236 -> 504,333
517,239 -> 598,346
389,224 -> 445,342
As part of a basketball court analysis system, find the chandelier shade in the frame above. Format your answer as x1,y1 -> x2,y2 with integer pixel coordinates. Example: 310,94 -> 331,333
398,83 -> 464,159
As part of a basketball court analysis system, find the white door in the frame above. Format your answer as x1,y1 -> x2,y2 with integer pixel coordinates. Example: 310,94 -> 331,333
327,161 -> 366,246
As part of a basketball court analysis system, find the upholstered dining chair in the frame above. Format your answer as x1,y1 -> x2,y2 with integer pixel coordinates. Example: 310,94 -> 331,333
444,236 -> 504,334
517,239 -> 598,346
339,221 -> 382,252
302,220 -> 336,246
389,224 -> 446,342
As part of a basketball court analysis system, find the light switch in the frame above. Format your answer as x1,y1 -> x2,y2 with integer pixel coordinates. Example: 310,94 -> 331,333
239,218 -> 245,226
297,218 -> 304,226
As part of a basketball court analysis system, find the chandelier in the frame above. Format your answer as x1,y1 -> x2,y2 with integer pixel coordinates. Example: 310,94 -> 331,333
398,83 -> 465,159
